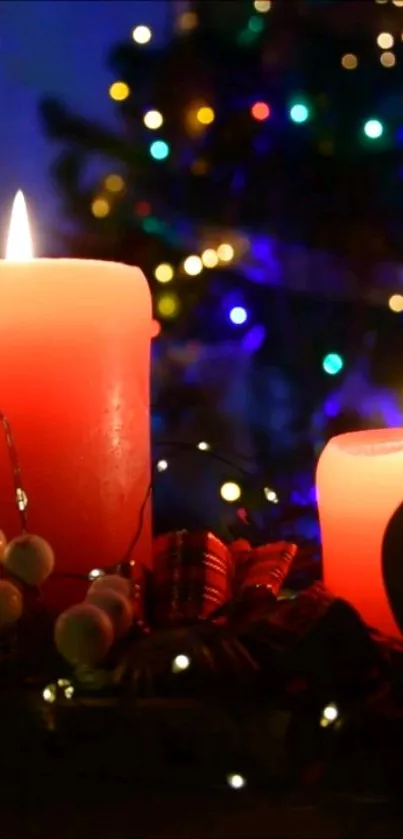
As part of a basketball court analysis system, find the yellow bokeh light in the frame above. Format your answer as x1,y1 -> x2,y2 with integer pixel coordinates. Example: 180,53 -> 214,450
177,11 -> 199,30
377,32 -> 394,49
109,81 -> 130,102
104,174 -> 125,193
157,293 -> 179,318
380,51 -> 396,67
389,294 -> 403,312
341,53 -> 358,70
201,248 -> 219,268
393,0 -> 403,6
132,25 -> 152,44
154,263 -> 174,283
183,255 -> 203,276
220,481 -> 242,503
144,110 -> 163,130
217,243 -> 235,262
254,0 -> 271,10
91,197 -> 110,218
197,106 -> 215,125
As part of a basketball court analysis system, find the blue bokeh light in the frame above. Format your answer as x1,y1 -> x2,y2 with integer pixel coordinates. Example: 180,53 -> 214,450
289,103 -> 309,124
322,353 -> 344,376
229,306 -> 248,325
150,140 -> 170,160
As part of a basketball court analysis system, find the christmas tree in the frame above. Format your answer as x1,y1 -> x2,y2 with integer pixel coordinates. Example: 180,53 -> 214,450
39,0 -> 403,536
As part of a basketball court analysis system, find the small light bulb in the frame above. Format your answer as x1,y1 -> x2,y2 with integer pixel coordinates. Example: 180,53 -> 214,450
254,0 -> 271,10
389,294 -> 403,312
157,459 -> 168,472
321,703 -> 339,725
155,263 -> 174,283
217,243 -> 235,262
16,488 -> 28,511
144,110 -> 163,130
91,197 -> 110,218
220,481 -> 242,502
197,106 -> 215,125
264,487 -> 278,503
197,441 -> 210,451
88,568 -> 105,581
43,684 -> 57,703
227,773 -> 246,789
57,679 -> 71,688
172,654 -> 191,673
132,25 -> 152,44
109,81 -> 130,102
183,255 -> 203,276
64,685 -> 75,699
377,32 -> 394,49
201,248 -> 219,268
104,173 -> 125,193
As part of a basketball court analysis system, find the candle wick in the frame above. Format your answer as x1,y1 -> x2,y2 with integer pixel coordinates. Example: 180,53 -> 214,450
0,412 -> 28,533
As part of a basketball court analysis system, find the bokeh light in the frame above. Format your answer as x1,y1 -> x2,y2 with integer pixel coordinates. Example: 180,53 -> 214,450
254,0 -> 271,11
109,82 -> 130,102
227,773 -> 246,789
289,102 -> 310,123
377,32 -> 394,49
156,459 -> 168,472
184,255 -> 203,276
341,53 -> 358,70
144,110 -> 164,129
322,353 -> 344,376
248,15 -> 265,33
380,51 -> 396,67
220,481 -> 242,502
197,441 -> 210,451
201,248 -> 219,268
229,306 -> 248,325
251,101 -> 270,121
363,119 -> 384,139
104,174 -> 125,193
389,294 -> 403,312
132,25 -> 152,44
197,106 -> 215,125
91,197 -> 110,218
157,293 -> 179,318
154,263 -> 174,284
177,11 -> 199,30
172,654 -> 191,673
217,243 -> 235,262
150,140 -> 170,160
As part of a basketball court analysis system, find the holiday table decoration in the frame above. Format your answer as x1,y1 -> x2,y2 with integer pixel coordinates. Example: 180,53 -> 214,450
316,428 -> 403,639
0,192 -> 152,614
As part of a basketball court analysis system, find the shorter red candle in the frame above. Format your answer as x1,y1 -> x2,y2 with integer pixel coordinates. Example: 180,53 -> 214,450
316,429 -> 403,638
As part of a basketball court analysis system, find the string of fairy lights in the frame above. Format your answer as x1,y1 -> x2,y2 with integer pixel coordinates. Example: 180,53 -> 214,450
89,0 -> 403,326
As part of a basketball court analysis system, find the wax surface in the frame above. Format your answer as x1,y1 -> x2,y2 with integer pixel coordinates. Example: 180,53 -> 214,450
0,260 -> 151,613
316,428 -> 403,638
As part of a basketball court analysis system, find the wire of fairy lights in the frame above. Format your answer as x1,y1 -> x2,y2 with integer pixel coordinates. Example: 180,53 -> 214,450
0,411 -> 281,582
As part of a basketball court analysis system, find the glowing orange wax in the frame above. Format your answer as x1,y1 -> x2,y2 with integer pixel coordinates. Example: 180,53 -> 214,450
316,429 -> 403,638
0,193 -> 152,613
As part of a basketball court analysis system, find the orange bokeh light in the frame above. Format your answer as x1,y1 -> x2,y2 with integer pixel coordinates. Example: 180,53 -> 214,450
251,101 -> 270,121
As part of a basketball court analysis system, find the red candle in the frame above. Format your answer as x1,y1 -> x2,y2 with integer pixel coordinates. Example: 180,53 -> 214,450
0,192 -> 152,613
316,429 -> 403,639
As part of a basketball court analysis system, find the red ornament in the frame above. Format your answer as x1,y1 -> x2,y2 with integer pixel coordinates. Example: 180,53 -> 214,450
151,531 -> 233,626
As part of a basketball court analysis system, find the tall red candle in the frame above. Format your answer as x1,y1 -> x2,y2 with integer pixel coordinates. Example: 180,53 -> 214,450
0,193 -> 152,613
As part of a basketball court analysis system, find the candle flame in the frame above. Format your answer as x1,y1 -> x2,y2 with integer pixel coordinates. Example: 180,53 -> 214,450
6,191 -> 33,260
